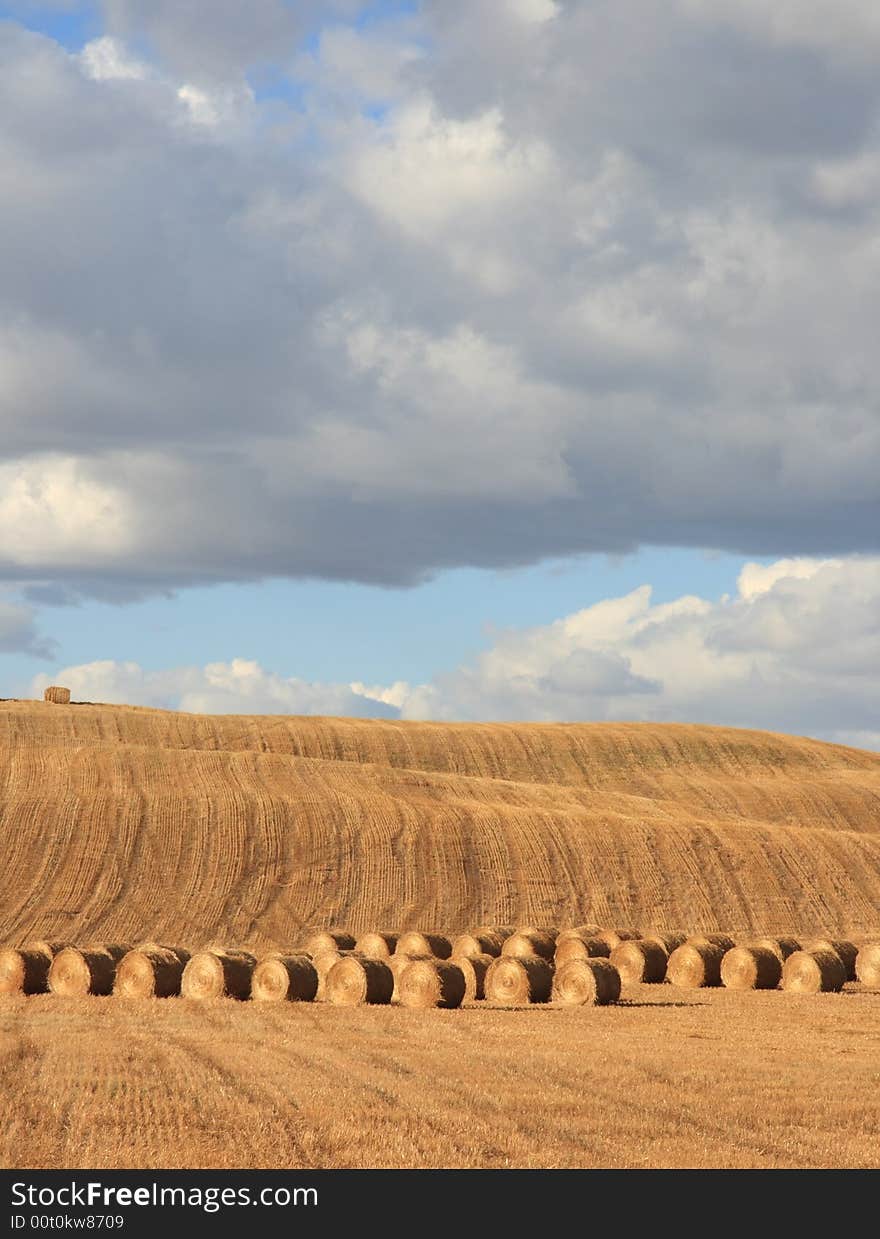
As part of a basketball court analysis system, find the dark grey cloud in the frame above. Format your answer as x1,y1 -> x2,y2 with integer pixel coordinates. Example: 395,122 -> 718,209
0,3 -> 878,601
0,596 -> 55,657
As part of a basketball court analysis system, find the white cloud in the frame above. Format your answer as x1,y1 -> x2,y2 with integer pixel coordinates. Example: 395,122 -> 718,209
27,557 -> 880,750
0,7 -> 878,600
30,657 -> 398,718
396,556 -> 880,747
79,36 -> 148,81
0,457 -> 135,566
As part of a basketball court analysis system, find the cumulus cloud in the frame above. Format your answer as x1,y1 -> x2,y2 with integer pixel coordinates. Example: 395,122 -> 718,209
398,557 -> 880,747
29,558 -> 880,749
31,657 -> 398,718
0,5 -> 878,601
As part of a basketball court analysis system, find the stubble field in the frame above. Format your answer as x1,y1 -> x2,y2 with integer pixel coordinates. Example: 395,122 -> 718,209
1,700 -> 879,1169
2,985 -> 878,1170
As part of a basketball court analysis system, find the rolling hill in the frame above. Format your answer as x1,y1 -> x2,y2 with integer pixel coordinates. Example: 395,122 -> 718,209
1,700 -> 878,945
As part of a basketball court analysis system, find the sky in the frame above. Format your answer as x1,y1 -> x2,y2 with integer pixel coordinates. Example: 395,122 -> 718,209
0,0 -> 878,748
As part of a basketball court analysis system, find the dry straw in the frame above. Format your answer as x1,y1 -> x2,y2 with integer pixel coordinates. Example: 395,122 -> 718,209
473,925 -> 516,940
801,938 -> 858,982
501,930 -> 556,961
782,949 -> 846,994
181,950 -> 256,1001
300,931 -> 355,957
591,929 -> 639,953
552,958 -> 621,1006
326,957 -> 393,1006
354,932 -> 398,959
451,952 -> 494,1002
554,936 -> 611,965
398,959 -> 466,1009
485,956 -> 553,1005
388,952 -> 429,1001
450,931 -> 505,958
666,940 -> 726,988
251,955 -> 318,1003
697,933 -> 737,953
49,947 -> 123,997
396,932 -> 453,959
0,941 -> 63,996
43,686 -> 70,704
645,932 -> 688,954
855,942 -> 880,986
555,924 -> 602,943
312,948 -> 353,1001
747,936 -> 801,961
610,939 -> 668,985
114,946 -> 188,998
720,946 -> 782,991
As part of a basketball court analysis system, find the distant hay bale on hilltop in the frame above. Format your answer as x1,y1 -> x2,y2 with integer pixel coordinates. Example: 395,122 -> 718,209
43,686 -> 71,705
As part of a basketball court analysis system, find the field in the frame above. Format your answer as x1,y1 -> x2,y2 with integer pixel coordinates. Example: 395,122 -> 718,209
1,700 -> 879,1170
2,701 -> 879,941
2,987 -> 878,1169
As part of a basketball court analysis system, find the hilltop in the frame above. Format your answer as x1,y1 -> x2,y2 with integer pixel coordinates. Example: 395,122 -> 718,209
1,701 -> 878,945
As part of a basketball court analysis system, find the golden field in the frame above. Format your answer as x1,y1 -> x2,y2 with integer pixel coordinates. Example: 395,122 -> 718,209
2,988 -> 878,1170
0,699 -> 878,1169
1,701 -> 879,942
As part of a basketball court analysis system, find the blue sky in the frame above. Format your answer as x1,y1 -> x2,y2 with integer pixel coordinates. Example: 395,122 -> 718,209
0,1 -> 878,746
2,547 -> 765,696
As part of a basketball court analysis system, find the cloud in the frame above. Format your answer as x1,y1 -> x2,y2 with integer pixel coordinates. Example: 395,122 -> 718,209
28,557 -> 880,749
30,657 -> 399,718
0,596 -> 54,658
0,7 -> 878,601
396,557 -> 880,748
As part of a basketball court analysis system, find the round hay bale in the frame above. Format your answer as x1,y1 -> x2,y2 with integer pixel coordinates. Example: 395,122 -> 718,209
388,952 -> 430,1001
43,685 -> 71,704
311,948 -> 350,1001
48,947 -> 119,997
855,942 -> 880,986
553,936 -> 611,966
691,933 -> 737,953
451,952 -> 493,1002
396,931 -> 453,959
555,925 -> 602,943
610,939 -> 668,985
746,937 -> 801,961
484,956 -> 553,1005
801,939 -> 858,982
300,931 -> 356,957
782,949 -> 846,994
720,946 -> 782,991
552,958 -> 621,1006
181,950 -> 255,1001
591,929 -> 638,952
451,931 -> 505,958
114,947 -> 187,998
473,924 -> 516,939
398,959 -> 466,1009
354,932 -> 398,959
645,932 -> 687,954
666,941 -> 726,988
0,943 -> 55,996
326,957 -> 393,1006
251,955 -> 318,1003
501,930 -> 556,961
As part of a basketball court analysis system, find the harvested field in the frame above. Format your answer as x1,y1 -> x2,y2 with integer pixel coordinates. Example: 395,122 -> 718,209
0,703 -> 879,945
1,986 -> 878,1170
1,702 -> 879,1170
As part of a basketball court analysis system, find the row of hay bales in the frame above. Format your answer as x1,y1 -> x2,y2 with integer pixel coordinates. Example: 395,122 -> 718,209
1,928 -> 877,1007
